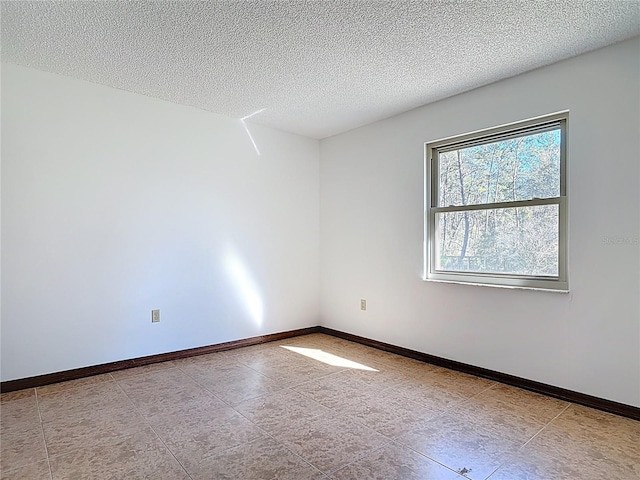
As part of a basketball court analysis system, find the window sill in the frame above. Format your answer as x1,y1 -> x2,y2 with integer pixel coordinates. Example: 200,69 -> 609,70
423,276 -> 569,293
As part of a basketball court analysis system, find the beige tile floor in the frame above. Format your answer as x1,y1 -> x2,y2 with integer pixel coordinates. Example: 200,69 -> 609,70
1,333 -> 638,479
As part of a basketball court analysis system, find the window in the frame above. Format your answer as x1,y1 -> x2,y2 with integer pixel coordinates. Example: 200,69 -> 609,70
425,112 -> 568,291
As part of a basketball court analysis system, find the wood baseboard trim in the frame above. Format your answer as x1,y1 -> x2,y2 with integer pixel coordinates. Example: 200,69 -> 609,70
318,326 -> 640,421
0,326 -> 321,393
3,324 -> 638,421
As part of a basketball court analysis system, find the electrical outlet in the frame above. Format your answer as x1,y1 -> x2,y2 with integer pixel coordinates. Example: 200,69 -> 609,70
360,299 -> 366,311
151,309 -> 160,323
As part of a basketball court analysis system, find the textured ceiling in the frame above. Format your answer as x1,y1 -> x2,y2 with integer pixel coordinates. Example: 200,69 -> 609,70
2,1 -> 639,139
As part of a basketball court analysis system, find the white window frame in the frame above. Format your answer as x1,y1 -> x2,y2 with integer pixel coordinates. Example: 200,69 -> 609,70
424,112 -> 568,292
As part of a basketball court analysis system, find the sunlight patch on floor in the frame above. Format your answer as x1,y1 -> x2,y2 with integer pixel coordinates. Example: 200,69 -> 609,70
280,346 -> 378,371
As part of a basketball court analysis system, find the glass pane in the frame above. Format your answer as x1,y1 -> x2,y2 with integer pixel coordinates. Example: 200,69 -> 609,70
438,129 -> 560,207
435,204 -> 559,276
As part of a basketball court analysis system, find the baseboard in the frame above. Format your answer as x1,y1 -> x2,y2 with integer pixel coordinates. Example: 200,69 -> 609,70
0,326 -> 321,393
318,326 -> 640,422
3,324 -> 638,422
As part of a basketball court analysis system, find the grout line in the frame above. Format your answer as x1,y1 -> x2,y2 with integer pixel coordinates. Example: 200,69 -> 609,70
112,380 -> 193,479
173,359 -> 272,410
34,388 -> 54,480
482,402 -> 573,480
286,368 -> 351,390
243,361 -> 346,387
204,342 -> 406,476
519,402 -> 572,450
172,354 -> 336,474
240,428 -> 325,477
383,382 -> 539,480
148,354 -> 323,476
440,382 -> 498,415
323,441 -> 394,477
391,439 -> 472,479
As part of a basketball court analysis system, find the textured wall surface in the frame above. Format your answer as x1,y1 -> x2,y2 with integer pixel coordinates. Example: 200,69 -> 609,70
1,64 -> 320,381
2,1 -> 638,138
320,38 -> 640,407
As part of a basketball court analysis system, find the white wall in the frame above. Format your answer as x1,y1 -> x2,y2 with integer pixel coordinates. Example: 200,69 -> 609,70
1,64 -> 320,381
320,38 -> 640,407
3,40 -> 639,409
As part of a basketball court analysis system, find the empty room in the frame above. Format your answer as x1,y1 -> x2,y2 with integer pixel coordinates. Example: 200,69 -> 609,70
1,1 -> 639,479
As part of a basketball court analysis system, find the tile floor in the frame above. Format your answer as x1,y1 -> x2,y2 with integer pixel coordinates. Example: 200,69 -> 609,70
1,333 -> 638,479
